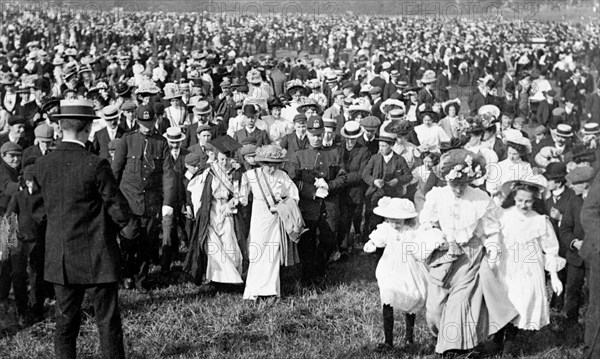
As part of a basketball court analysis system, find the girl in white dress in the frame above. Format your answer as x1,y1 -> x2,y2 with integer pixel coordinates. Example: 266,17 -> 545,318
239,145 -> 302,301
495,176 -> 565,355
363,197 -> 429,352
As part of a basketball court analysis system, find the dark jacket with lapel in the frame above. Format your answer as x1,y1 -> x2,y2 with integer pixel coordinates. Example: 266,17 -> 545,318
545,187 -> 577,258
34,142 -> 132,285
92,126 -> 125,160
362,152 -> 413,201
233,127 -> 271,147
559,194 -> 586,267
339,143 -> 371,204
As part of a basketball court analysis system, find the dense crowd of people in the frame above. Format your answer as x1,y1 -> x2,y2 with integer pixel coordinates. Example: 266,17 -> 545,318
0,4 -> 600,359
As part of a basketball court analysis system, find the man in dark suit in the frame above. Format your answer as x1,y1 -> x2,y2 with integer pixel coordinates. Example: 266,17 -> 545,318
160,127 -> 189,273
560,167 -> 595,346
544,162 -> 577,311
579,170 -> 600,358
536,90 -> 558,126
0,115 -> 31,150
184,101 -> 226,148
34,99 -> 131,359
233,104 -> 271,147
280,114 -> 310,171
112,104 -> 177,291
118,101 -> 139,134
22,123 -> 53,166
92,105 -> 124,160
362,128 -> 412,234
370,87 -> 384,122
357,116 -> 380,156
337,122 -> 371,257
369,65 -> 387,92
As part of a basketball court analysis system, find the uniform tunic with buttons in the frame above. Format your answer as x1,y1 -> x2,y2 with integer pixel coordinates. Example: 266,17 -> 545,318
111,129 -> 177,216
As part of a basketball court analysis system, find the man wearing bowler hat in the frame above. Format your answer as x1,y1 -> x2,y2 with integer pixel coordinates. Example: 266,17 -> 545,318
34,99 -> 132,359
289,115 -> 347,285
112,104 -> 177,291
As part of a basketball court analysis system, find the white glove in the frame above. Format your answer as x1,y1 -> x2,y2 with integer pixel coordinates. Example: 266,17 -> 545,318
315,187 -> 329,198
162,205 -> 174,217
363,241 -> 377,253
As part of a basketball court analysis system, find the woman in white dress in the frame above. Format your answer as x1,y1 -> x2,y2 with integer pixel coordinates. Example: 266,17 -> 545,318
184,136 -> 245,287
495,176 -> 564,356
239,145 -> 302,301
486,129 -> 535,203
163,85 -> 188,128
413,110 -> 449,152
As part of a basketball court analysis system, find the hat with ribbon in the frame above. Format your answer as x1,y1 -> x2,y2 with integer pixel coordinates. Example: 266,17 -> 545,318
53,99 -> 100,120
341,121 -> 364,139
163,127 -> 186,142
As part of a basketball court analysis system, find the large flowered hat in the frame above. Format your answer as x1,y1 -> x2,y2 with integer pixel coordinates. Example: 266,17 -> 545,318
254,145 -> 288,163
436,149 -> 486,183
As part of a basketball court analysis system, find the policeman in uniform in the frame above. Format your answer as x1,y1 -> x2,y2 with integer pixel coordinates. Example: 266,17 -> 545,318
288,115 -> 347,285
112,104 -> 176,291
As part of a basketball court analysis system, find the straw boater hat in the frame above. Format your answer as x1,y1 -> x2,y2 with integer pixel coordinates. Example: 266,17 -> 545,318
373,197 -> 418,219
501,174 -> 548,198
163,127 -> 186,142
53,99 -> 100,120
254,144 -> 288,163
420,70 -> 437,84
503,129 -> 532,153
341,121 -> 364,139
582,123 -> 600,136
478,104 -> 501,120
102,105 -> 120,121
436,149 -> 486,183
554,123 -> 573,138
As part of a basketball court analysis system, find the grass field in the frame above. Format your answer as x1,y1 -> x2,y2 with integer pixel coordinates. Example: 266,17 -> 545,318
0,251 -> 586,358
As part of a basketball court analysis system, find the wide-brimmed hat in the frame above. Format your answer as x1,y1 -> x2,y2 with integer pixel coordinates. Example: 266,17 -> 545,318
420,70 -> 437,84
163,83 -> 183,100
504,129 -> 532,153
380,99 -> 405,116
439,138 -> 463,153
163,127 -> 186,142
582,122 -> 600,135
102,105 -> 120,121
385,120 -> 412,136
254,144 -> 288,163
286,79 -> 306,95
376,123 -> 398,143
443,99 -> 461,115
501,174 -> 548,197
554,123 -> 573,138
436,149 -> 486,183
373,197 -> 418,219
135,80 -> 160,95
297,100 -> 323,115
53,99 -> 100,120
341,121 -> 364,138
478,104 -> 501,119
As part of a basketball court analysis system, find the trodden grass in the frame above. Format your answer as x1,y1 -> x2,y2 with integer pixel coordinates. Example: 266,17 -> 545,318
0,253 -> 586,358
